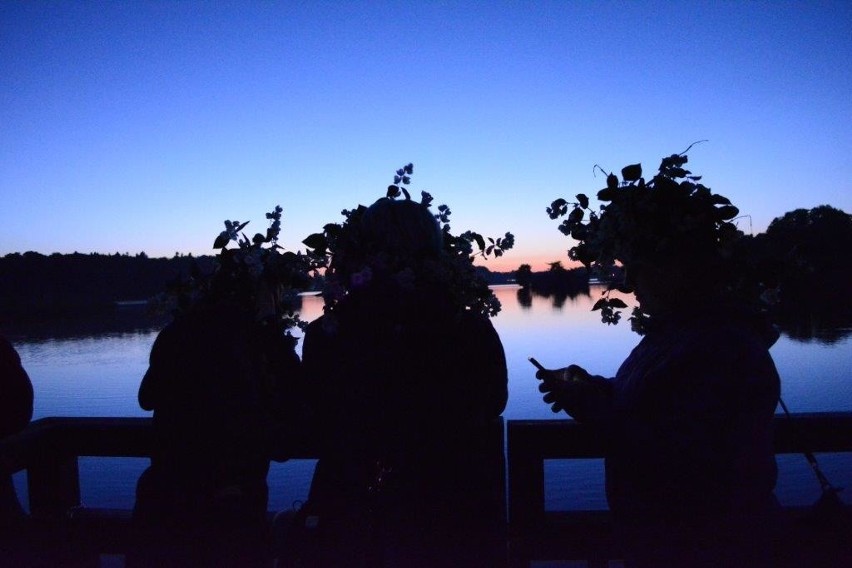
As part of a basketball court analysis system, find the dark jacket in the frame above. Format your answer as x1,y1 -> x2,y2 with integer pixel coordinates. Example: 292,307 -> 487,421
601,307 -> 782,566
300,285 -> 508,565
303,285 -> 508,461
605,308 -> 780,523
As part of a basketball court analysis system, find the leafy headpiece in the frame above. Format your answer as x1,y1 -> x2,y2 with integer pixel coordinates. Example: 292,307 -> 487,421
153,206 -> 315,337
547,147 -> 743,330
303,164 -> 514,320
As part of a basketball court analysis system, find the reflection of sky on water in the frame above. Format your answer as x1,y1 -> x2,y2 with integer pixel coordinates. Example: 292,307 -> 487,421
9,285 -> 852,511
770,335 -> 852,413
17,331 -> 158,419
490,284 -> 641,421
11,284 -> 852,420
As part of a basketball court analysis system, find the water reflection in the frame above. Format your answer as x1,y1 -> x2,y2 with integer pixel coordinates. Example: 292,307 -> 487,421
2,308 -> 168,343
516,271 -> 591,311
774,319 -> 852,345
513,280 -> 852,345
527,285 -> 591,310
1,295 -> 309,344
3,283 -> 847,347
517,287 -> 532,309
9,286 -> 586,342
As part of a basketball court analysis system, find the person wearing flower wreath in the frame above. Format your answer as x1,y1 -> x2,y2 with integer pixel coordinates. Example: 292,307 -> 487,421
539,151 -> 782,567
297,164 -> 513,567
133,206 -> 313,566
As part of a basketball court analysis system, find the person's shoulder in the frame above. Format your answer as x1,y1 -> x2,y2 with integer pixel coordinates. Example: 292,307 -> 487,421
665,311 -> 779,385
450,311 -> 505,356
639,313 -> 747,365
687,310 -> 777,353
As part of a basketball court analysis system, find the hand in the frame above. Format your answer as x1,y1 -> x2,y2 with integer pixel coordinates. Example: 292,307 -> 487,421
535,364 -> 588,414
536,365 -> 612,422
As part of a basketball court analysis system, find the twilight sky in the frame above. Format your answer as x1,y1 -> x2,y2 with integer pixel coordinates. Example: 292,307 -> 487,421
2,1 -> 850,271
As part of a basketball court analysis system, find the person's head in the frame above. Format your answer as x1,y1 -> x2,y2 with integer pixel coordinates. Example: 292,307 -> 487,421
556,152 -> 745,323
332,197 -> 443,284
306,164 -> 512,319
361,197 -> 443,259
167,205 -> 311,335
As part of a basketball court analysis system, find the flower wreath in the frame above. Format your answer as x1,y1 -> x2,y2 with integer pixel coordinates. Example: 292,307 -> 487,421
302,163 -> 514,322
547,145 -> 745,333
152,205 -> 316,340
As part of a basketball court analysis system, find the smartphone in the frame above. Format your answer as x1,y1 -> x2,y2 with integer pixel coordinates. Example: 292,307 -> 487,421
528,357 -> 547,372
530,357 -> 578,383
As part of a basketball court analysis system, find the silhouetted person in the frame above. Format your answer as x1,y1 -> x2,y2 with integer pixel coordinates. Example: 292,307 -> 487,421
134,290 -> 305,565
539,155 -> 782,567
300,198 -> 508,567
0,336 -> 33,527
541,258 -> 781,566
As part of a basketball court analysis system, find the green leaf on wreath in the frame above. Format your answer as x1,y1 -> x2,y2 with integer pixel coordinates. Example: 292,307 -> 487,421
302,233 -> 327,251
621,163 -> 642,182
213,234 -> 230,249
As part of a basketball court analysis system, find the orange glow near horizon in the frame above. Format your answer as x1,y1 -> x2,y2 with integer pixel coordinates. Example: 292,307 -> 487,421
477,254 -> 584,273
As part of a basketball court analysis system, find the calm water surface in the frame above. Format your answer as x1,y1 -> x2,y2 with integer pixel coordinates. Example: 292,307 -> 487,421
8,285 -> 852,512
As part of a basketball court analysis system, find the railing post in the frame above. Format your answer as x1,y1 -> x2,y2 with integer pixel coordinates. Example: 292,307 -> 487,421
27,428 -> 80,519
507,421 -> 545,531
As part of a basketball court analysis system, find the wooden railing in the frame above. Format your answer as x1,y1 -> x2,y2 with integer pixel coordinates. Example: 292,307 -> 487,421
1,417 -> 153,518
0,417 -> 328,519
507,413 -> 852,567
2,413 -> 852,565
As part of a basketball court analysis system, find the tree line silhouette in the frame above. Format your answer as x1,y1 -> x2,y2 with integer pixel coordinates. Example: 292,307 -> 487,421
1,205 -> 849,337
0,252 -> 205,322
0,251 -> 519,324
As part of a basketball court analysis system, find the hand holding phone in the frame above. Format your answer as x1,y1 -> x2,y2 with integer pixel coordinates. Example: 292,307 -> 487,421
529,356 -> 572,414
530,358 -> 590,384
529,357 -> 561,382
529,356 -> 567,383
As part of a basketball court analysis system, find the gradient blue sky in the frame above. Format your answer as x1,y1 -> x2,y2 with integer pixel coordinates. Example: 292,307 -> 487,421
2,1 -> 850,271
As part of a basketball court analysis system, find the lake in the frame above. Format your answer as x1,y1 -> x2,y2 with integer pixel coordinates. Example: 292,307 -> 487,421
7,284 -> 852,514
